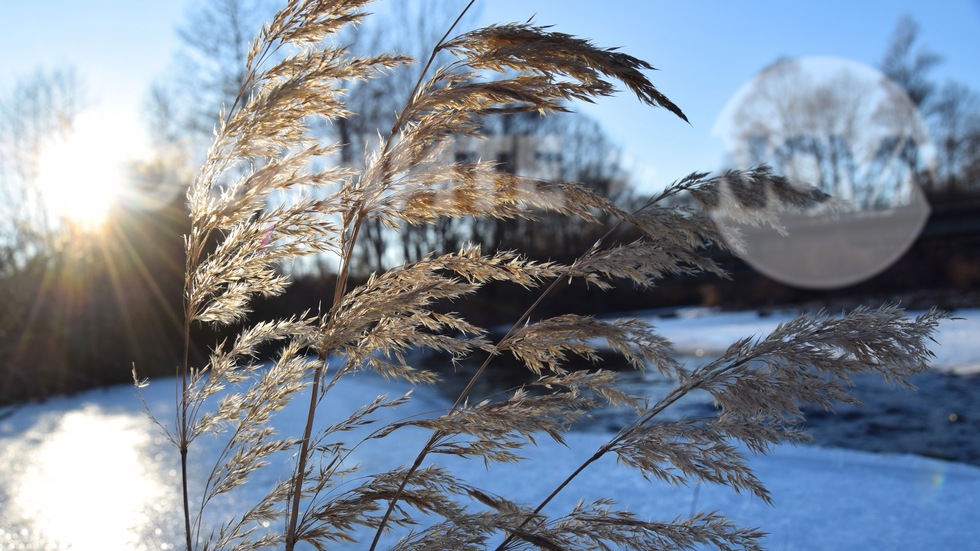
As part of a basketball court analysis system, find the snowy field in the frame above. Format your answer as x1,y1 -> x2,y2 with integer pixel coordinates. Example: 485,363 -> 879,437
1,308 -> 978,550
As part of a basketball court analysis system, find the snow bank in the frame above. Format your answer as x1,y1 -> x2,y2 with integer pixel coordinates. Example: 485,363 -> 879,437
645,307 -> 980,376
1,307 -> 978,549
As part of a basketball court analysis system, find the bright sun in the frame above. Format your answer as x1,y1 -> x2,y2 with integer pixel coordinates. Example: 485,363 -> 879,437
35,110 -> 142,231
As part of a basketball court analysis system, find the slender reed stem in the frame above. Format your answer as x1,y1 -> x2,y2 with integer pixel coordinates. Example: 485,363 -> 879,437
369,187 -> 658,551
494,357 -> 752,550
363,4 -> 480,549
285,213 -> 364,550
284,361 -> 324,550
180,320 -> 192,551
366,275 -> 565,551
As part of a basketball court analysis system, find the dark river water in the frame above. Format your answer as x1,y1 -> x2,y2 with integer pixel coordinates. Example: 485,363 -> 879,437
434,354 -> 980,467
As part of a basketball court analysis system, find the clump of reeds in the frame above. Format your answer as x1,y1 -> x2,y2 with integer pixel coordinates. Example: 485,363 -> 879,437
143,1 -> 948,549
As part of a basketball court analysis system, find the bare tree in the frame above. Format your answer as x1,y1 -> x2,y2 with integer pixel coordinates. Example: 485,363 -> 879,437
0,67 -> 98,403
930,81 -> 980,193
146,0 -> 278,159
146,0 -> 465,275
0,66 -> 86,271
880,16 -> 942,110
725,57 -> 928,210
329,0 -> 479,273
148,0 -> 634,276
878,16 -> 980,196
468,110 -> 630,259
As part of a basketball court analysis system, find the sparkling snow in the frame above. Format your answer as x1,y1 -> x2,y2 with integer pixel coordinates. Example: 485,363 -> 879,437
1,309 -> 978,550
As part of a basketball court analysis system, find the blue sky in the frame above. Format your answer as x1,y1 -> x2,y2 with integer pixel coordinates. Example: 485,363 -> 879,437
479,1 -> 980,190
2,1 -> 978,195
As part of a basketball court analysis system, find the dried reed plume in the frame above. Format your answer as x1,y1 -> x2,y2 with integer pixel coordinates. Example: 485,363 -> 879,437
141,1 -> 949,549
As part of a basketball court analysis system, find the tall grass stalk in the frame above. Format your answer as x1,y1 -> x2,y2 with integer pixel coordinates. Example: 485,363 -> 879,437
144,1 -> 949,549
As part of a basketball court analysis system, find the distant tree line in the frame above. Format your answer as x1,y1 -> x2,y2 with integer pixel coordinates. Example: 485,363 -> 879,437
726,17 -> 980,209
1,5 -> 978,404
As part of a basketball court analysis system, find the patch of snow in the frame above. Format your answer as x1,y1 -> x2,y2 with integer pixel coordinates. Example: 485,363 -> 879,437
644,307 -> 980,376
2,307 -> 979,549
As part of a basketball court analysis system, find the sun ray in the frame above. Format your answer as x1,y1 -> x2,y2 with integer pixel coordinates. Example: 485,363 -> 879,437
34,109 -> 145,232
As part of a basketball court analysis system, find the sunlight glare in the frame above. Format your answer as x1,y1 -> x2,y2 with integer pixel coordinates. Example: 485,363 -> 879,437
7,405 -> 172,550
35,110 -> 144,231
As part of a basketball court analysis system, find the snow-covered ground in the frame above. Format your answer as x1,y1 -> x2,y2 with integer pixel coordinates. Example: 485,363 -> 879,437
647,306 -> 980,376
1,309 -> 978,550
